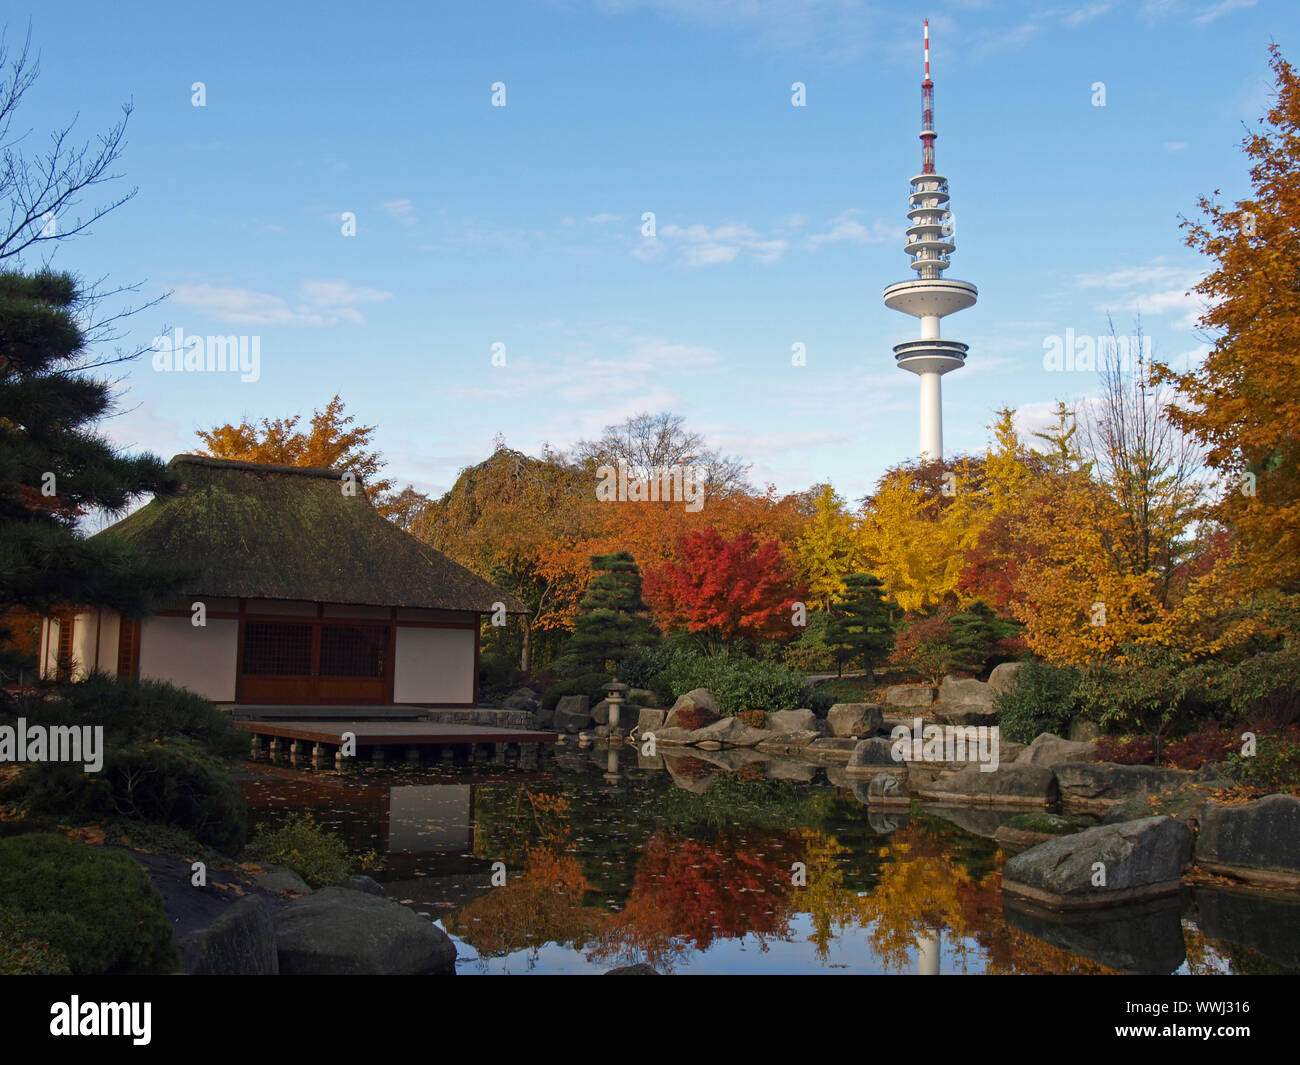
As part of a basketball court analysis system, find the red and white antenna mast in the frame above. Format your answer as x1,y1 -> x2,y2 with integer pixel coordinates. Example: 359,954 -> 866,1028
921,19 -> 936,174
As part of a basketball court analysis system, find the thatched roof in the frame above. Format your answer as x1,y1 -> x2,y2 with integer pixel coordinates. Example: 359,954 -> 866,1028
93,455 -> 527,613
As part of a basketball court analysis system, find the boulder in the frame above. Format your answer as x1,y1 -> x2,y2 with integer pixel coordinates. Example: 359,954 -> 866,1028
1195,794 -> 1300,886
1067,717 -> 1102,743
274,887 -> 457,975
766,708 -> 818,733
591,698 -> 611,725
754,730 -> 821,754
884,684 -> 934,709
665,688 -> 719,729
531,706 -> 555,729
636,707 -> 666,733
916,763 -> 1058,806
691,716 -> 768,748
502,691 -> 539,712
553,695 -> 592,733
179,895 -> 279,975
253,864 -> 311,896
1054,762 -> 1193,813
937,675 -> 995,709
867,772 -> 909,804
847,737 -> 901,769
826,703 -> 883,738
1002,816 -> 1192,909
1016,732 -> 1098,767
341,875 -> 387,897
932,704 -> 999,727
987,661 -> 1025,696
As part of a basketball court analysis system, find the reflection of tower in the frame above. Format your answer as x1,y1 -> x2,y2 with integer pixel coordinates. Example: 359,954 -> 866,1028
884,19 -> 977,463
917,926 -> 941,975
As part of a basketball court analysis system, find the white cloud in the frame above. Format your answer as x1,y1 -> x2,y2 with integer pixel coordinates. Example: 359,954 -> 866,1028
584,212 -> 622,224
170,280 -> 393,327
380,198 -> 417,225
1063,3 -> 1111,27
806,209 -> 900,250
655,221 -> 789,267
1194,0 -> 1255,24
1164,141 -> 1189,151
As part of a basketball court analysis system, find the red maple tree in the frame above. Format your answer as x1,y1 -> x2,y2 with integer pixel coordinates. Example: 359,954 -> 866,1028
643,527 -> 804,646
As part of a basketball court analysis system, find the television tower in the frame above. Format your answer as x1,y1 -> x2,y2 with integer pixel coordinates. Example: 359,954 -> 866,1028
883,19 -> 977,463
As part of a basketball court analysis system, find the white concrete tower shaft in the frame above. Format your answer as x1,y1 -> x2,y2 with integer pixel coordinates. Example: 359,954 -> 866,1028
882,19 -> 977,463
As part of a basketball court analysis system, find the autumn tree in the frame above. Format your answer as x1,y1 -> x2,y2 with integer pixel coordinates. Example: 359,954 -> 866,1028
794,484 -> 863,610
1153,44 -> 1300,599
195,395 -> 427,521
643,528 -> 803,652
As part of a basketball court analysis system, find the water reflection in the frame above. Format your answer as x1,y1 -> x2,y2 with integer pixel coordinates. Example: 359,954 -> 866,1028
239,744 -> 1298,975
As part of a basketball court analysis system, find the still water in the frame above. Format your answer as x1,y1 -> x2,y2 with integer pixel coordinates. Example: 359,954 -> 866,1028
241,744 -> 1300,975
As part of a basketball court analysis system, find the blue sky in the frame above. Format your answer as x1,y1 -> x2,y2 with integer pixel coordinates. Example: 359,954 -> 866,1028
11,0 -> 1292,502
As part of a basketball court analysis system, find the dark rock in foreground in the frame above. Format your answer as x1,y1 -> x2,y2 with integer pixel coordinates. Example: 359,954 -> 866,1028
179,895 -> 279,975
1195,794 -> 1300,887
274,887 -> 457,974
917,763 -> 1058,807
1053,762 -> 1193,813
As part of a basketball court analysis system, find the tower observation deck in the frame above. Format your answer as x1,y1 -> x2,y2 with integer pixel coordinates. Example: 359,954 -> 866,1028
883,19 -> 977,462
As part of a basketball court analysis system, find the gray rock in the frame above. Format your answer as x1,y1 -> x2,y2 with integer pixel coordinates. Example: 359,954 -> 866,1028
665,688 -> 718,727
341,875 -> 387,897
1003,816 -> 1193,908
754,730 -> 821,754
1054,762 -> 1193,812
868,772 -> 908,802
932,704 -> 999,726
1067,717 -> 1102,743
553,695 -> 593,733
503,691 -> 539,712
253,864 -> 312,896
827,703 -> 883,738
922,803 -> 1013,838
847,737 -> 902,769
1017,732 -> 1098,767
884,684 -> 934,709
691,716 -> 768,748
591,698 -> 612,725
1195,794 -> 1300,885
987,661 -> 1025,696
179,895 -> 278,975
636,707 -> 666,733
917,763 -> 1058,806
937,675 -> 995,708
274,887 -> 457,975
766,708 -> 818,733
532,706 -> 555,729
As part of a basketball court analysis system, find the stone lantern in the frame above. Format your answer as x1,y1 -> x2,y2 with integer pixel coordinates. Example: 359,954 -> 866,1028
604,678 -> 629,737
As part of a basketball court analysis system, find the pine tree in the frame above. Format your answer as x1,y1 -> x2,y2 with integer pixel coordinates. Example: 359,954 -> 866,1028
563,551 -> 659,673
0,270 -> 182,680
825,573 -> 895,680
946,601 -> 1022,676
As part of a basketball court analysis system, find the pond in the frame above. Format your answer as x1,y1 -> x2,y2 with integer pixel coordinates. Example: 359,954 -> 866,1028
239,744 -> 1300,975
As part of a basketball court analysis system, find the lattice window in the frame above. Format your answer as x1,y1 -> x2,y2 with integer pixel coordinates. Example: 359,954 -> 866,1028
242,622 -> 313,675
320,625 -> 388,678
117,617 -> 140,678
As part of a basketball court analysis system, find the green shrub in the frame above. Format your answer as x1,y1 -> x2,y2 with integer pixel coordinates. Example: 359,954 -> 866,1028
995,659 -> 1084,744
478,650 -> 519,700
541,672 -> 611,711
617,644 -> 672,690
244,812 -> 352,887
653,650 -> 807,715
16,736 -> 248,854
16,672 -> 245,758
0,906 -> 73,974
0,834 -> 177,974
1225,735 -> 1300,790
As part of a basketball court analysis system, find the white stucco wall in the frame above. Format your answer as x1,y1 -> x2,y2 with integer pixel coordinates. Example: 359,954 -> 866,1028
393,626 -> 475,704
138,615 -> 239,702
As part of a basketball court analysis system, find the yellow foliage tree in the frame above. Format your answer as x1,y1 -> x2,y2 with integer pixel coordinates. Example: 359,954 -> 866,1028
793,485 -> 864,610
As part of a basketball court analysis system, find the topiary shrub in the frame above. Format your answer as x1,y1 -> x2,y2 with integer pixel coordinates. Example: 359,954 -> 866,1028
994,659 -> 1084,744
0,834 -> 177,974
0,906 -> 73,974
16,736 -> 248,854
244,812 -> 352,887
477,650 -> 519,701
